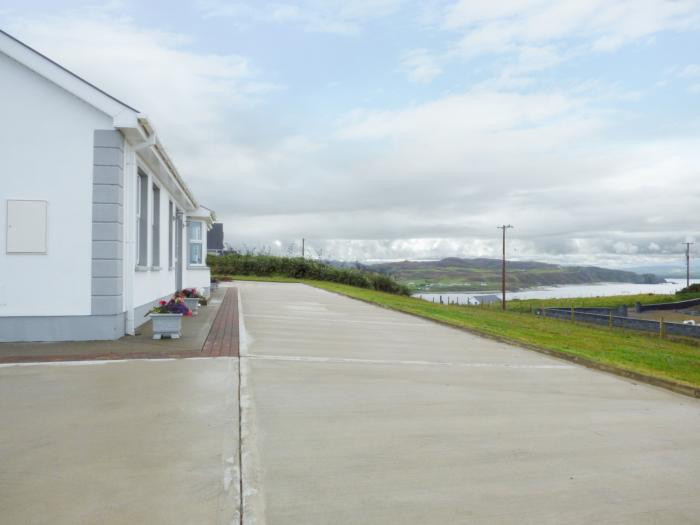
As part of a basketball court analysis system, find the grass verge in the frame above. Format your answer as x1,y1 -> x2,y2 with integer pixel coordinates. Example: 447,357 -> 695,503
229,275 -> 700,391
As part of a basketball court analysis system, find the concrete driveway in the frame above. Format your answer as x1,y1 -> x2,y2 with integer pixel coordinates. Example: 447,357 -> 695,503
2,281 -> 699,524
239,282 -> 700,525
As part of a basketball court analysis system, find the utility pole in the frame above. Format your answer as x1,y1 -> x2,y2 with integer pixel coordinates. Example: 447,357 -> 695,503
682,241 -> 694,287
497,225 -> 514,310
302,238 -> 305,258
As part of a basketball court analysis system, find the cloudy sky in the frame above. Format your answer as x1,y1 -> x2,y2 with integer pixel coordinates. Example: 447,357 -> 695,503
2,0 -> 699,267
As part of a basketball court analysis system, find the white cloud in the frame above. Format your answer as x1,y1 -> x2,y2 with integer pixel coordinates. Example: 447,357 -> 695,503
2,10 -> 289,217
4,5 -> 699,264
399,49 -> 442,83
678,64 -> 700,77
444,0 -> 700,69
337,88 -> 587,142
197,0 -> 404,34
3,13 -> 276,148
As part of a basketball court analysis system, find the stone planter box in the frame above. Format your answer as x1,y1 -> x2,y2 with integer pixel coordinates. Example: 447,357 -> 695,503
150,313 -> 183,340
184,297 -> 201,315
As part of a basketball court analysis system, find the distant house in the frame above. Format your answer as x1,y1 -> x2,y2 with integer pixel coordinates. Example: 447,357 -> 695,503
207,222 -> 225,255
0,30 -> 214,342
473,294 -> 502,305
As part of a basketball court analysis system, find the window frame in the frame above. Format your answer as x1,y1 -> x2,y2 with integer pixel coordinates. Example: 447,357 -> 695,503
168,200 -> 174,269
151,183 -> 161,269
136,170 -> 149,268
187,220 -> 204,266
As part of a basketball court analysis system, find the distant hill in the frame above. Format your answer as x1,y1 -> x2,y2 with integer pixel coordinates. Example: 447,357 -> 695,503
369,257 -> 666,292
623,264 -> 700,279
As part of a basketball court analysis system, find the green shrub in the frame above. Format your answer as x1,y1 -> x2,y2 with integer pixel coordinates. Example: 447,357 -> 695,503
678,283 -> 700,294
207,254 -> 410,295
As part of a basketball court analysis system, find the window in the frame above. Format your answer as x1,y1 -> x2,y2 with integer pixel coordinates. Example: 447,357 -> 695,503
136,171 -> 148,266
188,221 -> 203,265
6,200 -> 48,254
168,200 -> 174,268
151,184 -> 160,268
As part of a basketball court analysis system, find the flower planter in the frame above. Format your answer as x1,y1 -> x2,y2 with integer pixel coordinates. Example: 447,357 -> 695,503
184,297 -> 201,315
150,313 -> 183,340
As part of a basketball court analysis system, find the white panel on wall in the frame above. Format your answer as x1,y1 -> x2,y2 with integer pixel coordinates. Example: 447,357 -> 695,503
6,200 -> 48,254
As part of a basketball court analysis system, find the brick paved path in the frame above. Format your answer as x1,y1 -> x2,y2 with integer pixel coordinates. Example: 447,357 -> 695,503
201,288 -> 240,357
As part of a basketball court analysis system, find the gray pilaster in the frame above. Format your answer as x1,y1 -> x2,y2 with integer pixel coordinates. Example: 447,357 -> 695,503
91,130 -> 125,315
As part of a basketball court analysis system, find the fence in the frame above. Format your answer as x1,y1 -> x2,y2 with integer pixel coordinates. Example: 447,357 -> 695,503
635,297 -> 700,313
537,307 -> 700,338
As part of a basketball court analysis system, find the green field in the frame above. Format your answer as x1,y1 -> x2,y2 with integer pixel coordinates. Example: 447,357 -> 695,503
228,275 -> 700,390
499,292 -> 700,313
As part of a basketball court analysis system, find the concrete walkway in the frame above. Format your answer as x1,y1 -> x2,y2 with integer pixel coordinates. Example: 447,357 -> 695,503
0,287 -> 242,524
239,281 -> 700,525
0,358 -> 240,524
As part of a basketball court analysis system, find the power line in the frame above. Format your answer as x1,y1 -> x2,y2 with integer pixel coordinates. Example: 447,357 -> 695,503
497,225 -> 514,310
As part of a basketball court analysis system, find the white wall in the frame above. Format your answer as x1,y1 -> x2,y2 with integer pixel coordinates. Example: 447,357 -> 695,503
0,52 -> 113,316
184,266 -> 211,294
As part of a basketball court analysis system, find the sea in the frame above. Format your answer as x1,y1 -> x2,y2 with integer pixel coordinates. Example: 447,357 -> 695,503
413,278 -> 700,305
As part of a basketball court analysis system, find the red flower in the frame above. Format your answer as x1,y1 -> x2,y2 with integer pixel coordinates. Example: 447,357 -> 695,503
185,311 -> 193,317
159,300 -> 167,306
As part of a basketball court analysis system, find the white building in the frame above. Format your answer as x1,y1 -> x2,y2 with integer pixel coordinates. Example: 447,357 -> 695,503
0,30 -> 214,342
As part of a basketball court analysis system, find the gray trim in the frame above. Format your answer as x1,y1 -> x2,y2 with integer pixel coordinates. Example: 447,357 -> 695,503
93,147 -> 123,166
92,277 -> 122,295
0,314 -> 125,342
94,129 -> 125,148
91,130 -> 124,316
93,203 -> 123,223
93,166 -> 123,186
93,185 -> 123,204
91,295 -> 122,315
92,241 -> 122,259
92,223 -> 122,241
0,293 -> 182,341
92,259 -> 122,277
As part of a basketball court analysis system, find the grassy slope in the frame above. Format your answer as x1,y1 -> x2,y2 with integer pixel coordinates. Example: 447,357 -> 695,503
228,275 -> 700,388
